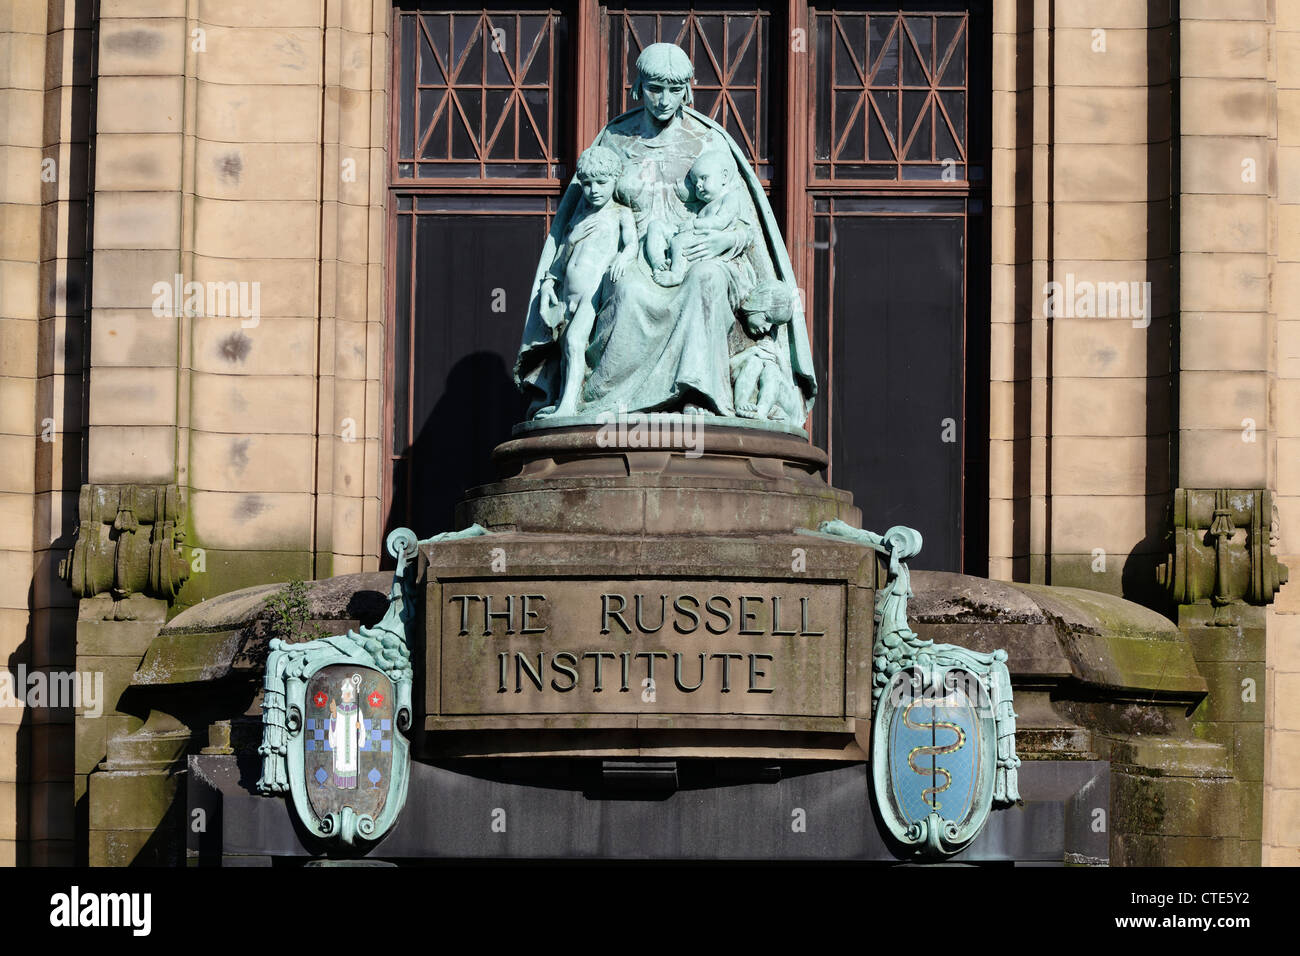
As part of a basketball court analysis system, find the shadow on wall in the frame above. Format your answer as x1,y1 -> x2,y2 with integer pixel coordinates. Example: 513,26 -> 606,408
1126,2 -> 1177,618
383,351 -> 527,563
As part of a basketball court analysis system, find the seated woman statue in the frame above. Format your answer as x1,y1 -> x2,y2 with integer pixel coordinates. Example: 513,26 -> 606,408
514,41 -> 816,427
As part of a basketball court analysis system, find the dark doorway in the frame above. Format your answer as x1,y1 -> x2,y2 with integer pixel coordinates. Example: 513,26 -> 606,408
817,200 -> 966,570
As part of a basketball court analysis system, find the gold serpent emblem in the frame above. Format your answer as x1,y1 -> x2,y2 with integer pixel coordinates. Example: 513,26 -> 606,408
903,697 -> 967,810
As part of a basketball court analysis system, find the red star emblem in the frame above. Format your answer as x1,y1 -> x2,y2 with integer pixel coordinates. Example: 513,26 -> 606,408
313,691 -> 328,707
368,691 -> 384,707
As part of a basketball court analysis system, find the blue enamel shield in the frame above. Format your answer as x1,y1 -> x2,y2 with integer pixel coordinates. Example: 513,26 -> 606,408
873,667 -> 998,857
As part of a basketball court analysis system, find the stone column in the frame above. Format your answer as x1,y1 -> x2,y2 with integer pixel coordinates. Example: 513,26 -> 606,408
1044,1 -> 1175,601
34,0 -> 96,868
1265,0 -> 1300,868
989,0 -> 1176,601
78,0 -> 190,866
987,0 -> 1032,583
315,0 -> 388,577
0,0 -> 49,866
1171,0 -> 1278,867
185,0 -> 323,595
77,0 -> 391,864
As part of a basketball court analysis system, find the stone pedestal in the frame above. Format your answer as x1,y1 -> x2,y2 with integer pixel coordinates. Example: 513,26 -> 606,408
428,425 -> 875,758
459,424 -> 859,535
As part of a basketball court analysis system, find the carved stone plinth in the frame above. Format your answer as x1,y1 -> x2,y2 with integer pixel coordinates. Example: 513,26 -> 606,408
458,423 -> 859,536
427,425 -> 870,757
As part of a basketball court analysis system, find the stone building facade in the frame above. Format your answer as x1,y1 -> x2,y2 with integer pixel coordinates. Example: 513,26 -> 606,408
0,0 -> 1294,864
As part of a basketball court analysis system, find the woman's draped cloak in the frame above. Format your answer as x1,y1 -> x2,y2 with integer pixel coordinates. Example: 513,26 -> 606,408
514,105 -> 817,422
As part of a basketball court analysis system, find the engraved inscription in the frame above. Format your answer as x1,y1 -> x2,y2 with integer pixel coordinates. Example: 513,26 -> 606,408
437,580 -> 846,717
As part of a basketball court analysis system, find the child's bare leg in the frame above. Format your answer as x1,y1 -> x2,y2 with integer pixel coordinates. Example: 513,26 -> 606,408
645,220 -> 673,272
553,292 -> 599,416
755,365 -> 785,420
654,232 -> 691,287
733,355 -> 763,417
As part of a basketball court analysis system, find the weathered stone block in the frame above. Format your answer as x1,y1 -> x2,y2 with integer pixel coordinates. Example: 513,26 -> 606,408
194,140 -> 319,202
189,256 -> 320,319
1233,722 -> 1264,783
172,548 -> 313,606
1265,788 -> 1300,846
1180,312 -> 1269,372
1113,771 -> 1240,837
0,32 -> 46,91
94,133 -> 182,191
1281,92 -> 1300,147
1055,145 -> 1160,202
0,204 -> 40,262
188,490 -> 313,552
196,0 -> 322,28
195,27 -> 322,86
88,308 -> 178,368
74,712 -> 106,775
88,766 -> 180,831
1273,672 -> 1300,731
86,424 -> 175,484
1049,493 -> 1158,553
0,0 -> 48,33
195,80 -> 320,143
89,249 -> 180,310
1180,79 -> 1271,137
188,431 -> 314,495
1181,194 -> 1268,253
1180,252 -> 1269,312
1191,660 -> 1265,723
1055,86 -> 1167,145
97,18 -> 185,77
193,197 -> 319,260
95,76 -> 183,134
1047,556 -> 1124,598
1053,202 -> 1159,260
1181,0 -> 1267,19
1178,430 -> 1267,488
1180,135 -> 1270,195
0,493 -> 35,554
1239,782 -> 1263,842
1186,620 -> 1265,664
188,370 -> 315,435
1179,20 -> 1266,79
87,366 -> 178,426
92,190 -> 180,250
0,145 -> 41,205
0,260 -> 39,321
1054,28 -> 1170,89
1113,833 -> 1240,866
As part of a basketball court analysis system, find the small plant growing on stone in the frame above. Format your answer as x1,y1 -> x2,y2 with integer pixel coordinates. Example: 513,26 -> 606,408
264,579 -> 326,643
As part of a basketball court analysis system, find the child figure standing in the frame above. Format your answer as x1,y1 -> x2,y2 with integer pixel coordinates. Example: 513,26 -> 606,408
537,145 -> 639,418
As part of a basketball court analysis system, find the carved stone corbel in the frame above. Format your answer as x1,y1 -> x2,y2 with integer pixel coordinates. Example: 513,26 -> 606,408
1156,489 -> 1289,606
59,483 -> 190,602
